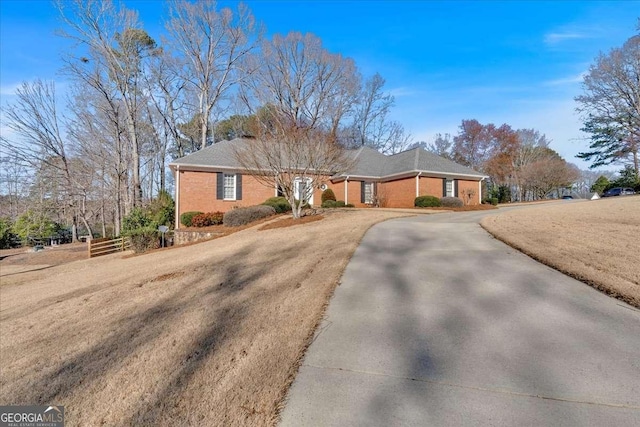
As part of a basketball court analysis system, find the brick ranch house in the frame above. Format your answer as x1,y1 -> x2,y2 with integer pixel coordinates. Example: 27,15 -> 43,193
169,138 -> 487,227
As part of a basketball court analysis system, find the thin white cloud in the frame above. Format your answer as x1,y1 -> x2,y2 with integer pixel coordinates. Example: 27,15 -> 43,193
544,31 -> 590,45
544,72 -> 586,86
0,83 -> 21,96
388,86 -> 418,97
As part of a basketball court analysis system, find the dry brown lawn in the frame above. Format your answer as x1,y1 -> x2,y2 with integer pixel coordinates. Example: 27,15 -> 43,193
258,214 -> 324,231
0,243 -> 88,276
0,209 -> 412,426
481,196 -> 640,308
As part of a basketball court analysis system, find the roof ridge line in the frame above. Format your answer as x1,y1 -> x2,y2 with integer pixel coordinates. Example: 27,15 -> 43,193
352,146 -> 365,161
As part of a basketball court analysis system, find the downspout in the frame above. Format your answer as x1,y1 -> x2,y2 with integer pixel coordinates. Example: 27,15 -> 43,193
479,177 -> 484,204
415,172 -> 422,197
175,165 -> 180,230
344,176 -> 350,204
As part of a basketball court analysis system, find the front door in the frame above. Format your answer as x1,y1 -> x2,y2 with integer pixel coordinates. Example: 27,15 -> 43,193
294,177 -> 314,206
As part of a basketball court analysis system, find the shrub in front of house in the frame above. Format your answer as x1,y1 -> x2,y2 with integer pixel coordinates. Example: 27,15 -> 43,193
223,205 -> 276,227
128,227 -> 160,253
440,197 -> 464,207
345,203 -> 355,208
180,211 -> 204,227
415,195 -> 441,207
321,200 -> 347,208
262,197 -> 292,213
321,188 -> 336,203
191,212 -> 224,227
483,197 -> 499,206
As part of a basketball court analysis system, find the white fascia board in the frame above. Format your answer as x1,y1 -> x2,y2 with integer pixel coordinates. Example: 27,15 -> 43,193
169,163 -> 332,175
169,163 -> 239,173
381,170 -> 488,181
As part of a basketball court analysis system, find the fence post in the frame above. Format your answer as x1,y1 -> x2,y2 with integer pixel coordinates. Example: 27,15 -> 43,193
121,237 -> 124,252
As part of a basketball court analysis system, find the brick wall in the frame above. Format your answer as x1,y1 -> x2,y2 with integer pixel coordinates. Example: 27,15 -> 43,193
457,180 -> 481,205
178,170 -> 481,218
419,177 -> 444,198
178,171 -> 274,218
380,177 -> 417,208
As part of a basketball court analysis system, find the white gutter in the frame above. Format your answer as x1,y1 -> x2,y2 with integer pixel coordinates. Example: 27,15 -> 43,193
333,170 -> 487,183
168,162 -> 333,175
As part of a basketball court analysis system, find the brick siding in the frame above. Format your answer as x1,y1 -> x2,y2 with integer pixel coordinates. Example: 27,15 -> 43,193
177,170 -> 481,220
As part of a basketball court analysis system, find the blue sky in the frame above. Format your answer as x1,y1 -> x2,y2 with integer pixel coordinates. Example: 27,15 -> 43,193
1,0 -> 638,170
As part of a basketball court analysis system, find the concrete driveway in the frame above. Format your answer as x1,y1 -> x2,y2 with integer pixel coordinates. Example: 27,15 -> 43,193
280,209 -> 640,426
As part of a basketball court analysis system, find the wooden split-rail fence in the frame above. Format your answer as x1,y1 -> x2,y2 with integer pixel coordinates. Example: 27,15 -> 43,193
88,236 -> 131,258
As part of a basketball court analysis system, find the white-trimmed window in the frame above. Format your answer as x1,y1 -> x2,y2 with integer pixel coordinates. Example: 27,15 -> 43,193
364,182 -> 374,204
223,173 -> 236,200
445,179 -> 454,197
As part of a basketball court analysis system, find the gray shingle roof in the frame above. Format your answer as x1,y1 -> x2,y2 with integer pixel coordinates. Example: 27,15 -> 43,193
341,146 -> 486,179
169,138 -> 486,180
341,146 -> 387,177
171,138 -> 245,169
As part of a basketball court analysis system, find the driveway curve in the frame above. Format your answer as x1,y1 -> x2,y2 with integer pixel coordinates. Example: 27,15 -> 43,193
280,209 -> 640,426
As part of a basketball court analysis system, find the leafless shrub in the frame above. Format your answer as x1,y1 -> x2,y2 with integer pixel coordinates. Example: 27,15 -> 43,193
223,205 -> 276,227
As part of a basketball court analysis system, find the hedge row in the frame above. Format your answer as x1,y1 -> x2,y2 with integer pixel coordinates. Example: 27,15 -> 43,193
414,195 -> 441,207
180,211 -> 203,227
191,212 -> 224,227
262,197 -> 292,213
414,196 -> 465,208
321,200 -> 354,208
223,205 -> 277,227
440,197 -> 463,208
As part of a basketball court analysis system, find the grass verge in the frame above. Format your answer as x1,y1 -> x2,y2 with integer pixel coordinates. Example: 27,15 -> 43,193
481,197 -> 640,308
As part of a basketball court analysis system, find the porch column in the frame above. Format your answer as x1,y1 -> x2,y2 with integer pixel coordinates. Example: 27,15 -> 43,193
344,179 -> 348,204
175,165 -> 180,229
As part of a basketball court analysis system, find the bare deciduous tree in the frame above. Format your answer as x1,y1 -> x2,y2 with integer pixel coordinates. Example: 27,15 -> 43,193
350,73 -> 411,154
1,80 -> 81,241
509,129 -> 550,201
57,0 -> 159,207
452,119 -> 493,170
425,133 -> 453,159
576,34 -> 640,178
166,0 -> 260,150
519,148 -> 580,200
236,32 -> 358,218
68,83 -> 129,235
235,127 -> 352,218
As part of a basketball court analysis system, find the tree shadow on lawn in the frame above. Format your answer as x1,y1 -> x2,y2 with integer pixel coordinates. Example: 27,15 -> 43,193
6,240 -> 307,425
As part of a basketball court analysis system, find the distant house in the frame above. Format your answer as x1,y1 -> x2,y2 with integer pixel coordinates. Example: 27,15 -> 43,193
169,138 -> 487,227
